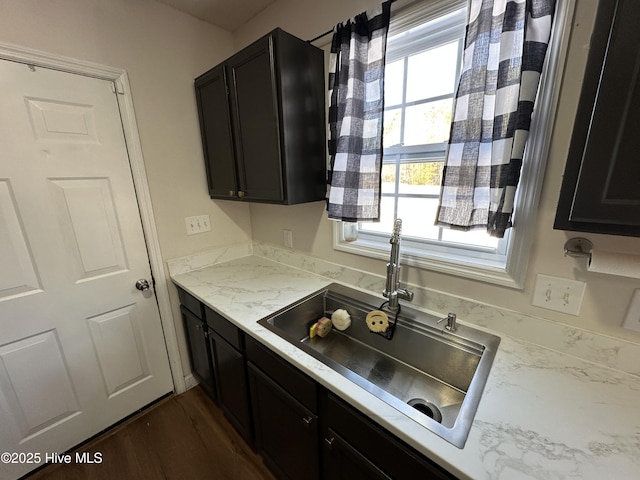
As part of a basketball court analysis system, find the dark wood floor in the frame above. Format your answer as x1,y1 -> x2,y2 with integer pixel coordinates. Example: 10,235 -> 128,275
27,386 -> 276,480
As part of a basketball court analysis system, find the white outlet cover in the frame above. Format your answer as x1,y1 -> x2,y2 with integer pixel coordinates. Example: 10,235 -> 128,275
283,229 -> 293,249
532,274 -> 587,316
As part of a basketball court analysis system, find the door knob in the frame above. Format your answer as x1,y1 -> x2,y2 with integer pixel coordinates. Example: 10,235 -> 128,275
135,279 -> 150,291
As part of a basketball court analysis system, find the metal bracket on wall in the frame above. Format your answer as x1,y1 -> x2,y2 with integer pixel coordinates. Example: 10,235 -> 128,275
563,237 -> 593,261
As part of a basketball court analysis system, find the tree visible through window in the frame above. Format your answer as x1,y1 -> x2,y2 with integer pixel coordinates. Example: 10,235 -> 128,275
358,5 -> 503,251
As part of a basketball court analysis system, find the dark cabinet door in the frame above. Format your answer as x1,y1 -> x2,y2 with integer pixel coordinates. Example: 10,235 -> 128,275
194,28 -> 325,205
323,429 -> 391,480
209,331 -> 252,443
194,64 -> 237,199
555,0 -> 640,236
227,36 -> 284,203
325,394 -> 455,480
181,306 -> 216,399
248,363 -> 320,480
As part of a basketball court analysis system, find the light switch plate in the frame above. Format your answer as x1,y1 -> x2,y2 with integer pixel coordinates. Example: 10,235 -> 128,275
532,274 -> 586,316
185,215 -> 211,235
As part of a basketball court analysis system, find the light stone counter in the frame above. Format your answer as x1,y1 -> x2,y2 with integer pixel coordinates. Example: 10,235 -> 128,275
170,253 -> 640,480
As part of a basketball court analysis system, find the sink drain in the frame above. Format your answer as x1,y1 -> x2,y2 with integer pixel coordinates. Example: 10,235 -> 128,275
407,398 -> 443,423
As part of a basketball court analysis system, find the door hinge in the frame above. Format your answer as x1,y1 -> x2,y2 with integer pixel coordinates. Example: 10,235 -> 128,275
111,80 -> 125,95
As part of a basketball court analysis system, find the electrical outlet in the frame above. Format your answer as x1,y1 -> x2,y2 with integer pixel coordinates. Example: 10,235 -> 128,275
532,274 -> 586,316
283,229 -> 293,249
185,215 -> 211,235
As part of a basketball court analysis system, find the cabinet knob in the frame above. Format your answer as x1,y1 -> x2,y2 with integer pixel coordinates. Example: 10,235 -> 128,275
229,190 -> 236,197
238,190 -> 245,198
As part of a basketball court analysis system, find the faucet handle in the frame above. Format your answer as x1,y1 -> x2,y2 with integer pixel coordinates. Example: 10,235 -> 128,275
437,313 -> 457,332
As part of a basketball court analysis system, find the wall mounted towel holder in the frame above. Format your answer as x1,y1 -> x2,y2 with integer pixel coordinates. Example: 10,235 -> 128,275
563,237 -> 593,260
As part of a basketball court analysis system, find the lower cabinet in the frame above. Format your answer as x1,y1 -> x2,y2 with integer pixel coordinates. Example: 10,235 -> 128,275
178,287 -> 457,480
246,335 -> 320,480
207,318 -> 253,444
179,288 -> 252,442
208,329 -> 252,443
323,429 -> 391,480
180,304 -> 217,400
324,393 -> 456,480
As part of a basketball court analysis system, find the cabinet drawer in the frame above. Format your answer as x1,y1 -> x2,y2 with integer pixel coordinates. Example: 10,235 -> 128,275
245,335 -> 317,413
177,287 -> 204,319
326,393 -> 455,480
205,306 -> 243,351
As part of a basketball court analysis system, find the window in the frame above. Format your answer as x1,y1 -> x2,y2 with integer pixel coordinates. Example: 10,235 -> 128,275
334,0 -> 575,288
367,5 -> 507,256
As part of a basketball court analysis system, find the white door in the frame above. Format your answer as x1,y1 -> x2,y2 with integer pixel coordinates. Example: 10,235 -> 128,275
0,59 -> 173,479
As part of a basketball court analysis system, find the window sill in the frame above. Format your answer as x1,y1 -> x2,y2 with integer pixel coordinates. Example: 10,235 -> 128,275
333,222 -> 526,289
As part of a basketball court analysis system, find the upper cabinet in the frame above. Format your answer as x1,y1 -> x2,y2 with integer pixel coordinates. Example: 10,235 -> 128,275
555,0 -> 640,236
195,28 -> 327,205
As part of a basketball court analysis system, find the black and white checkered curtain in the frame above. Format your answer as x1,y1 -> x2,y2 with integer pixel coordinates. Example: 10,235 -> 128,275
436,0 -> 556,238
327,1 -> 392,222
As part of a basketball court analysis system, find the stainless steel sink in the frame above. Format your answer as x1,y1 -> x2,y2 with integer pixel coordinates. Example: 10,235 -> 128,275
258,283 -> 500,448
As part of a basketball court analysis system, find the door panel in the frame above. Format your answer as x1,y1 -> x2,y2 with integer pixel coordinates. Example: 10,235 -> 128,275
25,97 -> 99,143
48,178 -> 128,280
0,180 -> 42,299
0,331 -> 80,439
0,59 -> 172,479
86,305 -> 151,397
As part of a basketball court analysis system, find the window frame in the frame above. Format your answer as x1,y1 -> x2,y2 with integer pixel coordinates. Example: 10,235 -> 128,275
333,0 -> 576,289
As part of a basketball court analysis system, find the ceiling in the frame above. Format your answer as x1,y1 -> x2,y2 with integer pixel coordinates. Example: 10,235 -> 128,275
155,0 -> 276,32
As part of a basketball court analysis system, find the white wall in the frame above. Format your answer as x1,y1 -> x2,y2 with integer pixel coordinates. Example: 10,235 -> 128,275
235,0 -> 640,344
0,0 -> 253,377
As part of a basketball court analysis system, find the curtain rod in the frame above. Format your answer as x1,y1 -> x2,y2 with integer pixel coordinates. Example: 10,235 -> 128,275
307,0 -> 398,43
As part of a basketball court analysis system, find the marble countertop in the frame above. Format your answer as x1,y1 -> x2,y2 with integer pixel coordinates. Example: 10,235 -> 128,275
171,255 -> 640,479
